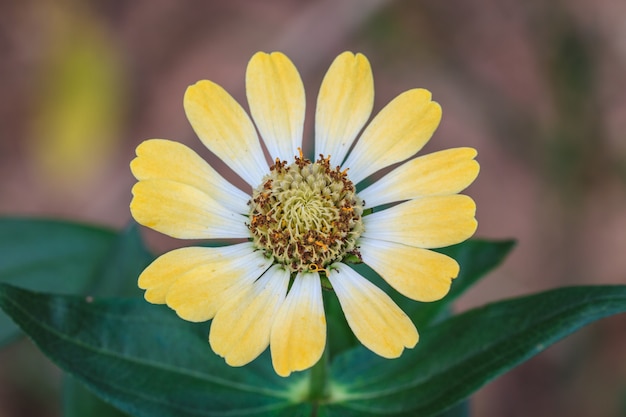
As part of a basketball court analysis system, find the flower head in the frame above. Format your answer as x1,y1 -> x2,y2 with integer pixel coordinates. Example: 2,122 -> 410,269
130,52 -> 479,377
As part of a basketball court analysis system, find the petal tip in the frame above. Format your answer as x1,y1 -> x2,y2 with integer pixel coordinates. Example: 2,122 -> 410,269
183,80 -> 216,105
407,329 -> 419,349
143,290 -> 164,304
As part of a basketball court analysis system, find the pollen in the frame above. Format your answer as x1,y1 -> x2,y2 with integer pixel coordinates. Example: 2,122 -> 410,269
248,154 -> 364,273
314,241 -> 328,251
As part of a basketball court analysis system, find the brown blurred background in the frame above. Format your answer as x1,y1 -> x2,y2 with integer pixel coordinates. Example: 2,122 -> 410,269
0,0 -> 625,416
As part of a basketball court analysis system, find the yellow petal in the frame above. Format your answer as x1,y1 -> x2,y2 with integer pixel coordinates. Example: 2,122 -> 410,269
315,52 -> 374,166
210,265 -> 290,366
359,148 -> 479,208
270,272 -> 326,377
246,52 -> 304,161
165,246 -> 272,322
184,80 -> 268,186
359,237 -> 460,302
363,195 -> 477,248
131,139 -> 250,214
328,263 -> 418,358
343,89 -> 442,184
130,179 -> 249,239
138,246 -> 229,304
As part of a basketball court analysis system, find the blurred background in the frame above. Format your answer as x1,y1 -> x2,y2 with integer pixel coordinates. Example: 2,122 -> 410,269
1,0 -> 625,416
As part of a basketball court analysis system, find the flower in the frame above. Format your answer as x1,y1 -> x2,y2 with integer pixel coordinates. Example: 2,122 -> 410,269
130,51 -> 479,377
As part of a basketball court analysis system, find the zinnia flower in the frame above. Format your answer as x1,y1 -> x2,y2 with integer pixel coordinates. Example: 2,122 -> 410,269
130,51 -> 479,377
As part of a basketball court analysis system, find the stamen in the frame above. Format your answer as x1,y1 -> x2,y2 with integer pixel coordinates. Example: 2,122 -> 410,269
308,263 -> 329,274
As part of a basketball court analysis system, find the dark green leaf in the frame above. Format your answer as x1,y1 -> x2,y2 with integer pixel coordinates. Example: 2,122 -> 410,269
87,222 -> 154,297
329,239 -> 515,358
62,222 -> 154,416
324,290 -> 357,359
0,218 -> 119,344
433,401 -> 469,417
412,239 -> 516,325
0,284 -> 311,417
64,375 -> 131,417
324,285 -> 626,416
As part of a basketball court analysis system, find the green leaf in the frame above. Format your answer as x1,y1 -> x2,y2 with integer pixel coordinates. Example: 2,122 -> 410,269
0,218 -> 119,344
61,222 -> 154,416
0,219 -> 156,414
87,222 -> 154,298
324,285 -> 626,416
329,239 -> 515,358
0,284 -> 311,417
433,401 -> 469,417
324,290 -> 358,359
64,375 -> 131,417
2,283 -> 624,417
412,239 -> 516,325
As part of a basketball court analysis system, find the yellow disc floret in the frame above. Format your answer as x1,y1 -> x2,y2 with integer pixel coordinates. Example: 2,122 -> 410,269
248,153 -> 364,273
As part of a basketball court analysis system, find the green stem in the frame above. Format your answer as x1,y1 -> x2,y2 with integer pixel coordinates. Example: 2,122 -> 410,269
308,347 -> 329,403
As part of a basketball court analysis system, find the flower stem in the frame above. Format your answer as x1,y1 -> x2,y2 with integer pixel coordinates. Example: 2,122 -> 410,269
308,347 -> 329,403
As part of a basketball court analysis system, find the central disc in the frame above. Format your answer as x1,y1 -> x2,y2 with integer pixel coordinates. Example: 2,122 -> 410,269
248,155 -> 364,273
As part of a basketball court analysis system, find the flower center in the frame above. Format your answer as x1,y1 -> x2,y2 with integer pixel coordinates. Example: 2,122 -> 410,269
248,153 -> 364,273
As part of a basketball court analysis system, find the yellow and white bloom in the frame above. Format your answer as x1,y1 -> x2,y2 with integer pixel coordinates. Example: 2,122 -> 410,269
130,52 -> 479,377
